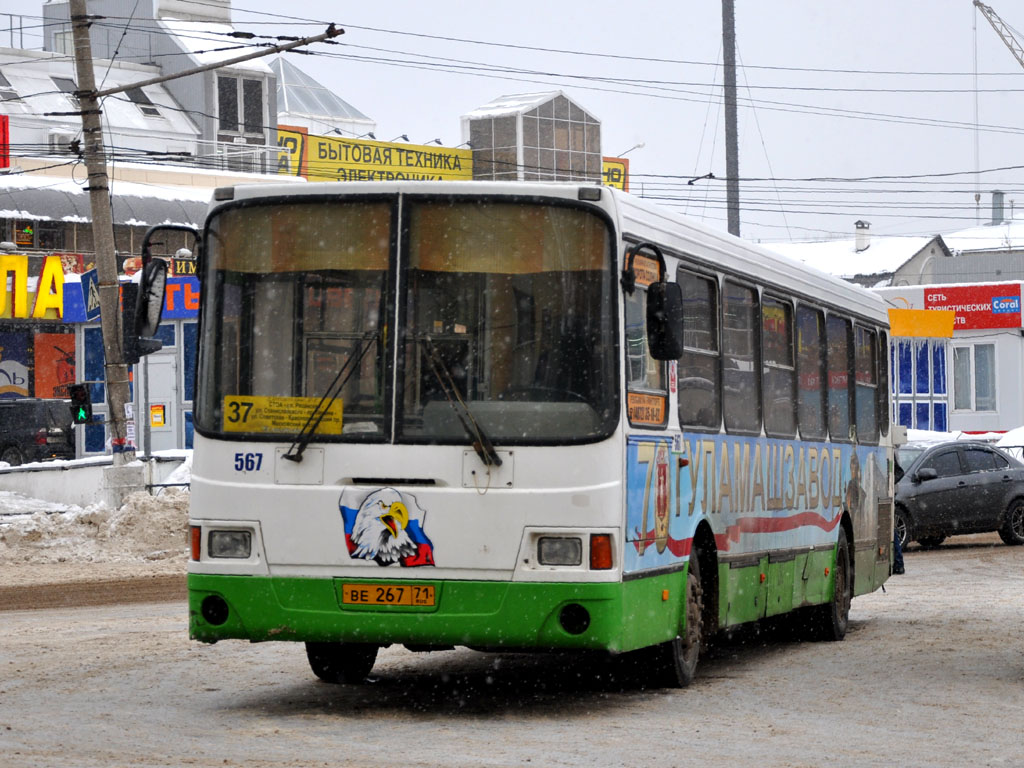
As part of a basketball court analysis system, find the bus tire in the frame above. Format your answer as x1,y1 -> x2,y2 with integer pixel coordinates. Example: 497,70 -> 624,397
305,641 -> 378,684
811,527 -> 852,641
654,552 -> 704,687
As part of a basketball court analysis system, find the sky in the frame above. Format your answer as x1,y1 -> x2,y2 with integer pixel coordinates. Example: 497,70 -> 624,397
3,0 -> 1024,244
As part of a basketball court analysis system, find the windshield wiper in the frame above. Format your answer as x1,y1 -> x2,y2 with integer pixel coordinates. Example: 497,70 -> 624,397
421,336 -> 502,468
282,331 -> 378,463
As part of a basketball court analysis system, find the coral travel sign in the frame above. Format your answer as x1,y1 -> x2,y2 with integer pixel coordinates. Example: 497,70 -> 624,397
923,283 -> 1022,330
0,255 -> 65,320
277,125 -> 472,182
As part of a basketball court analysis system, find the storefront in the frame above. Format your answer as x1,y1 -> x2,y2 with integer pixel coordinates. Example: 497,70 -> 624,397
63,272 -> 199,456
878,281 -> 1024,433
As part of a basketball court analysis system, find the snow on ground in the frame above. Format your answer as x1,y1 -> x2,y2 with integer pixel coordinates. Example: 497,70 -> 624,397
0,456 -> 191,566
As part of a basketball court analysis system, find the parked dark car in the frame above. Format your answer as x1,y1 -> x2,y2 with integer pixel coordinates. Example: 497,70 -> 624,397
0,398 -> 76,466
895,440 -> 1024,549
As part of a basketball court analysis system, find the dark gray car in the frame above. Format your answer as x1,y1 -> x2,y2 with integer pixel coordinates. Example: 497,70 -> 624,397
895,440 -> 1024,549
0,398 -> 76,466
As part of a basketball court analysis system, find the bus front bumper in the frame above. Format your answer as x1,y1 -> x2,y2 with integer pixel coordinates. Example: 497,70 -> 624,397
188,572 -> 683,653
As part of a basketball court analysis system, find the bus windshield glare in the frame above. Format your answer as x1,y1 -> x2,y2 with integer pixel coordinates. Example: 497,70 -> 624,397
195,197 -> 618,444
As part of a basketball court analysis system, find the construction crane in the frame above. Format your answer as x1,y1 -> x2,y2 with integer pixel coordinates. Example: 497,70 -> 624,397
974,1 -> 1024,70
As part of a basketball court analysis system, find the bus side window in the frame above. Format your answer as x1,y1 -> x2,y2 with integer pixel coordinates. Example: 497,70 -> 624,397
855,325 -> 879,444
826,314 -> 853,442
762,296 -> 796,438
722,280 -> 760,435
625,258 -> 667,429
678,269 -> 720,430
796,305 -> 827,440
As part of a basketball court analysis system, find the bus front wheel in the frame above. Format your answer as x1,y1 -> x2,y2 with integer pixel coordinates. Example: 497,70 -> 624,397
305,641 -> 378,684
654,552 -> 704,687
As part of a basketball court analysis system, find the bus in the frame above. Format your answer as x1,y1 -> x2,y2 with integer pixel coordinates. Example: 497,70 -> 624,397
176,181 -> 894,687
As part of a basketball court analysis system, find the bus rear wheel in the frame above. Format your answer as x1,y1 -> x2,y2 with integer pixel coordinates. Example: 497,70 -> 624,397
654,553 -> 704,687
810,528 -> 851,641
305,641 -> 378,684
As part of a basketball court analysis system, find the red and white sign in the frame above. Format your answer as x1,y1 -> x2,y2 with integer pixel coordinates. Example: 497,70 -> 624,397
923,283 -> 1022,330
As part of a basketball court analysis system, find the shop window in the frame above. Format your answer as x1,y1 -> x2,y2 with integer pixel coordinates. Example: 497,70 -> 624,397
762,296 -> 795,437
37,223 -> 64,250
915,402 -> 930,430
914,339 -> 929,394
932,343 -> 947,394
85,414 -> 106,453
897,402 -> 912,428
897,340 -> 912,394
678,269 -> 719,430
183,322 -> 197,403
953,343 -> 996,412
14,220 -> 34,248
722,281 -> 759,434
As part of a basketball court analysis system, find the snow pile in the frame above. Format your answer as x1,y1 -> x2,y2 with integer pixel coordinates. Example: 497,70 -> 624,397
0,489 -> 190,565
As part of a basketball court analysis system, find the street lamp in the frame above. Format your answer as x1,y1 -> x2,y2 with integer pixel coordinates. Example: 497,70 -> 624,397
389,134 -> 409,142
423,138 -> 442,146
616,142 -> 645,157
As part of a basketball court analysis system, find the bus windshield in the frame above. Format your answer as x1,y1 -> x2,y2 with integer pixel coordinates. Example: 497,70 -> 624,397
195,196 -> 618,444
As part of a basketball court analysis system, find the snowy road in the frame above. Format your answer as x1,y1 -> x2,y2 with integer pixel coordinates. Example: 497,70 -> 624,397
1,534 -> 1022,768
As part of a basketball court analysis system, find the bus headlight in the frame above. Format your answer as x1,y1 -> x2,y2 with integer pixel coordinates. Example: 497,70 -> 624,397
208,530 -> 252,559
538,536 -> 582,566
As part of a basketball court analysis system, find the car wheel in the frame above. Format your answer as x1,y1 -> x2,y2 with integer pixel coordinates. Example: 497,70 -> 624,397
894,507 -> 912,550
998,499 -> 1024,546
0,445 -> 24,466
652,551 -> 704,687
916,536 -> 945,549
810,527 -> 852,641
305,642 -> 378,684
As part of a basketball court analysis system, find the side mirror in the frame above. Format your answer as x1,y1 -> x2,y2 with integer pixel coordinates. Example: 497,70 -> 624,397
135,258 -> 168,338
647,280 -> 684,360
915,467 -> 938,483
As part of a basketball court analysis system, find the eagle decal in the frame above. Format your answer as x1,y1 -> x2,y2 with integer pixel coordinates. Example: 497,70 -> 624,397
339,487 -> 435,567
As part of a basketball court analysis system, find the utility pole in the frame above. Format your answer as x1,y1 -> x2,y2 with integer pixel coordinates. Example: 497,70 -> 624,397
66,0 -> 342,468
722,0 -> 741,237
69,0 -> 133,464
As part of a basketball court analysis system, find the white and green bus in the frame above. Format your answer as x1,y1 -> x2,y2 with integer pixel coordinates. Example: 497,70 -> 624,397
179,181 -> 894,686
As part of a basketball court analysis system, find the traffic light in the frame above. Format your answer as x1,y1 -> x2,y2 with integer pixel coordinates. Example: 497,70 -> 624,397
69,383 -> 92,424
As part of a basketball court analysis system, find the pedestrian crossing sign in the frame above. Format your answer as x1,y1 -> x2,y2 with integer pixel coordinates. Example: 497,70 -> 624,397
81,269 -> 101,321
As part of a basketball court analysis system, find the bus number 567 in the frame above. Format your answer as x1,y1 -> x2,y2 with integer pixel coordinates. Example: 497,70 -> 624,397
233,452 -> 263,472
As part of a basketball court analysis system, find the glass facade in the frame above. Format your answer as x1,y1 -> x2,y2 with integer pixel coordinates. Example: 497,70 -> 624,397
893,338 -> 948,431
469,94 -> 602,182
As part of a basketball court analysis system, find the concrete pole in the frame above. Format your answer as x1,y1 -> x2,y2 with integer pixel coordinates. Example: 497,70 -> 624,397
722,0 -> 741,237
69,0 -> 134,465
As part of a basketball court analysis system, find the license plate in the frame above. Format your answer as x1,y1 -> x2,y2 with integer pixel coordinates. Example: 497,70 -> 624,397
342,583 -> 435,607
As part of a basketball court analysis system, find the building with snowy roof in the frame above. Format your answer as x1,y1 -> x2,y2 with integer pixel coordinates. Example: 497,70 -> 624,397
764,224 -> 951,289
461,91 -> 603,182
